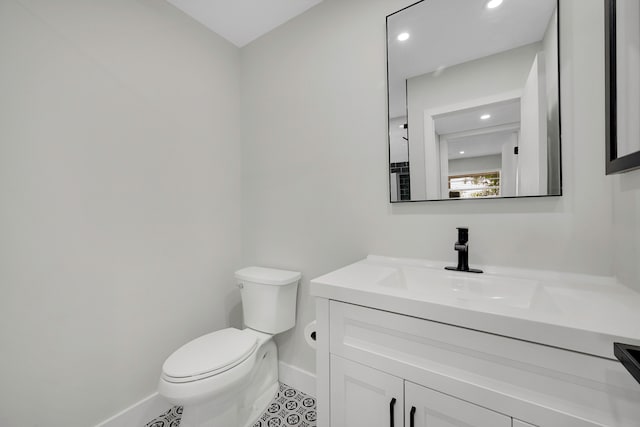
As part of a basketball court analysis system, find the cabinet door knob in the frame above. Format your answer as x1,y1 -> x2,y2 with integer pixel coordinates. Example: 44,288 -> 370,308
389,397 -> 397,427
410,406 -> 416,427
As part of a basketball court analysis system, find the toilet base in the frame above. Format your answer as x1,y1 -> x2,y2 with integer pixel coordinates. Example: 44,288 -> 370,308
244,381 -> 279,426
179,382 -> 278,427
176,338 -> 279,427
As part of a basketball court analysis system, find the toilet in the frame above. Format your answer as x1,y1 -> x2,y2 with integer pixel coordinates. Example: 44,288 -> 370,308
158,266 -> 301,427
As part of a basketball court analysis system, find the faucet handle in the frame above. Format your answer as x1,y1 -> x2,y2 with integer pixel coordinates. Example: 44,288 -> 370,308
454,242 -> 468,252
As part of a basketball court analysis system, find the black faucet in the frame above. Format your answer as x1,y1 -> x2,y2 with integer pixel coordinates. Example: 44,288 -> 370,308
445,227 -> 483,273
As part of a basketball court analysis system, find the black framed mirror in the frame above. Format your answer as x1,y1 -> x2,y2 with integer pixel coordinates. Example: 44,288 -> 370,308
605,0 -> 640,175
387,0 -> 562,202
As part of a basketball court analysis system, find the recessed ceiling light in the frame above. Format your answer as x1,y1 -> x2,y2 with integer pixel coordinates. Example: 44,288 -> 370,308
459,151 -> 465,154
480,114 -> 491,120
397,32 -> 410,42
487,0 -> 503,9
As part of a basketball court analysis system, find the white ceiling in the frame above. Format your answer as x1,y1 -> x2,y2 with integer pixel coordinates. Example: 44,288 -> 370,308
166,0 -> 323,47
448,132 -> 512,160
434,98 -> 520,135
435,99 -> 521,160
387,0 -> 557,118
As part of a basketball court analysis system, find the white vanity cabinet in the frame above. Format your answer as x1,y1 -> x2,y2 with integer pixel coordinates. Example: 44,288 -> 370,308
404,381 -> 511,427
329,356 -> 403,427
314,298 -> 640,427
330,353 -> 523,427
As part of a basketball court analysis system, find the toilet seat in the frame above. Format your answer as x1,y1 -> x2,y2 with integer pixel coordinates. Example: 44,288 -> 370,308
162,328 -> 258,384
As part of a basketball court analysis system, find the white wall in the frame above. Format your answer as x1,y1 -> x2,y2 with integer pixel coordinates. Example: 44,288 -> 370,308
613,171 -> 640,293
407,43 -> 540,200
543,8 -> 562,194
449,155 -> 502,176
241,0 -> 614,376
502,134 -> 519,197
0,1 -> 242,426
389,117 -> 409,164
611,0 -> 640,291
519,54 -> 548,196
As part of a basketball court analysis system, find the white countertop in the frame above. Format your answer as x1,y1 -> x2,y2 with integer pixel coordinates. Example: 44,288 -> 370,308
310,255 -> 640,360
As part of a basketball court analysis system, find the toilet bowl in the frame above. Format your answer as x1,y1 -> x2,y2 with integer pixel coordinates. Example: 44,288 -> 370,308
158,266 -> 301,427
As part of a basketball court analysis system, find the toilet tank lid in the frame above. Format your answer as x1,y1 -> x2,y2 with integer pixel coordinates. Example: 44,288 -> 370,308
235,266 -> 301,286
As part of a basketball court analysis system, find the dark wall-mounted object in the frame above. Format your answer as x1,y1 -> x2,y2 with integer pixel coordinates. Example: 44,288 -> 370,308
613,342 -> 640,385
605,0 -> 640,174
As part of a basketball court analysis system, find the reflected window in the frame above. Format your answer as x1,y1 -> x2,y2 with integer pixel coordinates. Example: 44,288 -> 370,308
448,171 -> 500,199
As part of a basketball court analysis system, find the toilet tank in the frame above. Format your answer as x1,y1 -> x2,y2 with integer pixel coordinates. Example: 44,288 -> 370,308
235,266 -> 301,334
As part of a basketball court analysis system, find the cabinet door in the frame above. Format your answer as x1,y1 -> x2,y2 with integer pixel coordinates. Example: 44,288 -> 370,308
405,381 -> 511,427
330,355 -> 403,427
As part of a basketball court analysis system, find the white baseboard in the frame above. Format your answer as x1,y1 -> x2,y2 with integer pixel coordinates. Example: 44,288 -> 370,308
278,361 -> 317,397
94,392 -> 173,427
95,364 -> 315,426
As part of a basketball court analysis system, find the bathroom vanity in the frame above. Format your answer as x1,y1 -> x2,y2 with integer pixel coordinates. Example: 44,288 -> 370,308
310,256 -> 640,427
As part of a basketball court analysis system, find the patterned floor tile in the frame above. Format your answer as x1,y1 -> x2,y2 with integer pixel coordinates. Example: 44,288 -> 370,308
143,383 -> 316,427
145,406 -> 182,427
251,383 -> 317,427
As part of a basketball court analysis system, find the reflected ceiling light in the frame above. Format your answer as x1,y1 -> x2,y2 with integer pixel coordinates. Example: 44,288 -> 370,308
487,0 -> 503,9
480,114 -> 491,120
397,32 -> 410,41
459,151 -> 465,154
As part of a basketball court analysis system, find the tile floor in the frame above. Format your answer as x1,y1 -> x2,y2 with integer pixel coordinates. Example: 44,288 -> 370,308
144,383 -> 316,427
145,406 -> 182,427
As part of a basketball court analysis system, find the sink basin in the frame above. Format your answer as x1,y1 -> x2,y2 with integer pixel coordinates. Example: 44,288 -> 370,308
376,265 -> 539,309
310,255 -> 640,360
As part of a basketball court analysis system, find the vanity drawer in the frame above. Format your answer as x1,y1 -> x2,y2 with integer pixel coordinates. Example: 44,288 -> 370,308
328,300 -> 640,427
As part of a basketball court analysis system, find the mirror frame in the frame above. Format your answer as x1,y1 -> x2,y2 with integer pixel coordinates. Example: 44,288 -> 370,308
605,0 -> 640,175
386,0 -> 563,202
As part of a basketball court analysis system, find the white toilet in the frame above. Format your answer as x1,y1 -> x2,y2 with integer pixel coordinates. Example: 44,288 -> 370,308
158,266 -> 301,427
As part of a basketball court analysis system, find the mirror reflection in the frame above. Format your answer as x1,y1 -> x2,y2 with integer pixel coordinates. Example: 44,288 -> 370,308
387,0 -> 561,202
